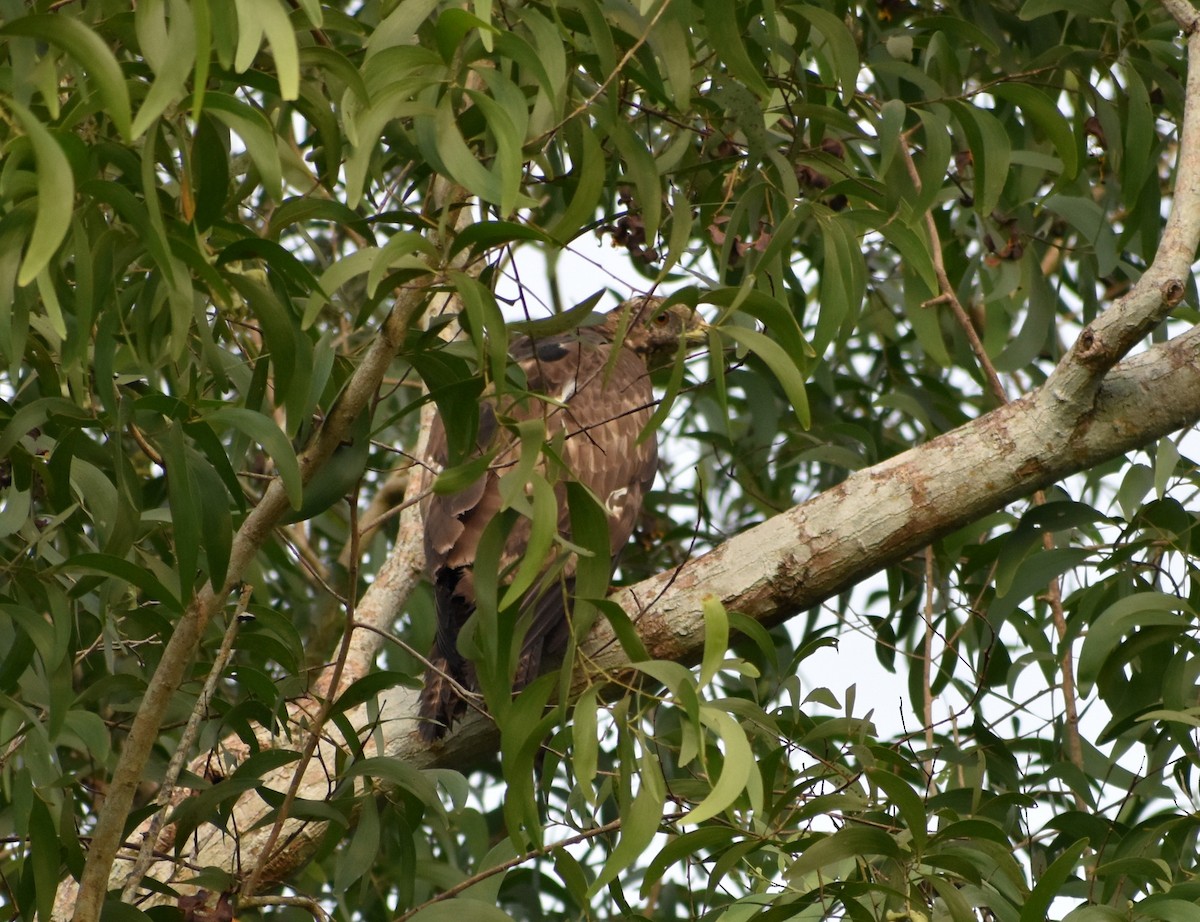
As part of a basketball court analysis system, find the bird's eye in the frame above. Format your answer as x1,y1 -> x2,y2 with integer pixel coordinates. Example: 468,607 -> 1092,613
654,311 -> 670,325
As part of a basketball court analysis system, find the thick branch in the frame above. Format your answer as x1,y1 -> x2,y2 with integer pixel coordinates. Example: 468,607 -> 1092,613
58,282 -> 436,922
580,325 -> 1200,677
1044,27 -> 1200,402
125,322 -> 1200,908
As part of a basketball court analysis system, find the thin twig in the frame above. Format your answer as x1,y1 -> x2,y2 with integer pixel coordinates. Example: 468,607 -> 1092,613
240,489 -> 364,899
535,0 -> 674,148
120,585 -> 253,901
899,141 -> 1007,406
922,547 -> 936,794
240,893 -> 333,922
353,480 -> 433,540
396,813 -> 686,921
1039,517 -> 1087,809
899,133 -> 1087,779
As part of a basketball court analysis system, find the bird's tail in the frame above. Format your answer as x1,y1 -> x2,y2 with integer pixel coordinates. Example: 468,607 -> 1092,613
512,577 -> 575,691
417,653 -> 471,742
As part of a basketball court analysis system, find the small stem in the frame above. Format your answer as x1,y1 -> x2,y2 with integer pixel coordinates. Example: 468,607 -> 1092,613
899,142 -> 1007,405
240,489 -> 364,899
922,547 -> 936,794
900,132 -> 1088,785
121,585 -> 252,901
394,814 -> 687,922
240,893 -> 332,922
535,0 -> 673,148
1039,503 -> 1088,803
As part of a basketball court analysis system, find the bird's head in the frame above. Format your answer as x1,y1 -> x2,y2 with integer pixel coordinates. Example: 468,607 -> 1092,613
604,297 -> 708,365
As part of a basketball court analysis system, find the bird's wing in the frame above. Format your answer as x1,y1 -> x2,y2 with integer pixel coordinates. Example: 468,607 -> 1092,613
418,326 -> 661,733
509,336 -> 659,682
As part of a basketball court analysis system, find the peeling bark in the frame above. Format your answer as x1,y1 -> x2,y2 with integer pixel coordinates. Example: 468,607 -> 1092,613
103,322 -> 1200,912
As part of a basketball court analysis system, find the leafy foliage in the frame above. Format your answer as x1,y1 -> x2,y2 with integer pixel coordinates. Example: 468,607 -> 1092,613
1,0 -> 1199,920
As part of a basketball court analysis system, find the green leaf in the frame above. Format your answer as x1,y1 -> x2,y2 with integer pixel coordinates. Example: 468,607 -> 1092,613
1020,838 -> 1088,922
224,274 -> 311,425
704,288 -> 812,364
2,101 -> 73,287
586,746 -> 665,897
335,794 -> 380,892
605,114 -> 663,239
132,0 -> 197,138
408,902 -> 517,922
639,323 -> 693,440
913,106 -> 953,216
507,291 -> 604,338
205,92 -> 284,201
928,876 -> 979,922
877,98 -> 906,177
1120,69 -> 1155,200
338,757 -> 443,815
879,220 -> 939,299
450,270 -> 509,388
499,701 -> 553,850
0,14 -> 133,140
702,0 -> 769,98
431,450 -> 495,497
1134,897 -> 1200,922
683,707 -> 754,825
552,850 -> 589,907
786,827 -> 904,882
698,596 -> 728,688
364,231 -> 437,297
718,325 -> 810,427
947,100 -> 1012,217
98,901 -> 154,921
869,768 -> 928,854
1062,909 -> 1127,922
498,473 -> 558,609
431,92 -> 504,207
163,422 -> 200,601
547,122 -> 605,243
256,0 -> 300,100
450,221 -> 553,259
61,553 -> 183,611
571,685 -> 601,806
643,828 -> 738,895
991,82 -> 1080,181
367,0 -> 441,58
1019,0 -> 1114,19
1153,437 -> 1181,500
0,485 -> 30,540
187,443 -> 234,589
435,9 -> 496,63
29,796 -> 59,922
1077,592 -> 1192,689
290,410 -> 372,518
813,212 -> 865,356
792,6 -> 860,106
205,407 -> 303,511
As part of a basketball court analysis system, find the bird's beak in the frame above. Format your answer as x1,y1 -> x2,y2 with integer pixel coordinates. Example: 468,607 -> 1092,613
686,315 -> 711,344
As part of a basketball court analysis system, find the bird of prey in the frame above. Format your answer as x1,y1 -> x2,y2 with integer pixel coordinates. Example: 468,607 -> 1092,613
417,297 -> 706,741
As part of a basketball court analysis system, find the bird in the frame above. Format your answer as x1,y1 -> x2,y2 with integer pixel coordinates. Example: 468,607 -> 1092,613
416,296 -> 707,741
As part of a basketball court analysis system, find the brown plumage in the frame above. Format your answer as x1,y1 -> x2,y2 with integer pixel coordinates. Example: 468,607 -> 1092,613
417,297 -> 705,741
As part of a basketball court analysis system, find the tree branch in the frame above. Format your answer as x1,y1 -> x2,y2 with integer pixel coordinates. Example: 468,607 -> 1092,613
117,320 -> 1200,911
69,10 -> 1200,909
1044,26 -> 1200,403
60,278 -> 438,922
574,325 -> 1200,689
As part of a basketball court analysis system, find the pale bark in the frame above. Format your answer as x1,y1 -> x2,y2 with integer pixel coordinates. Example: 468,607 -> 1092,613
58,13 -> 1200,921
107,318 -> 1200,911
